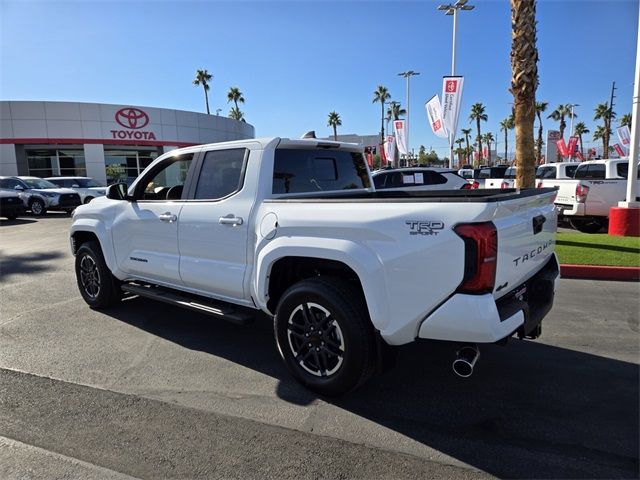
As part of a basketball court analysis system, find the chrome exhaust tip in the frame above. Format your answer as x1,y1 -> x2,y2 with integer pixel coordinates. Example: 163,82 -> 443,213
452,344 -> 480,378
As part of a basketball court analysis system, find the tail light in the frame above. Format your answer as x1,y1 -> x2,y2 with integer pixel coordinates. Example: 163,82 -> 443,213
536,181 -> 543,188
575,184 -> 589,203
454,222 -> 498,294
472,180 -> 479,189
500,181 -> 509,189
461,183 -> 472,190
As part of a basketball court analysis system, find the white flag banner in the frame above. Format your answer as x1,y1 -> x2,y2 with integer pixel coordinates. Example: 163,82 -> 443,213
425,95 -> 449,138
441,76 -> 464,139
617,125 -> 631,149
394,120 -> 408,155
384,135 -> 396,164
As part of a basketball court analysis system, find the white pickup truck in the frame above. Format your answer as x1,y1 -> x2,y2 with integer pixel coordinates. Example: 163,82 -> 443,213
538,158 -> 639,233
70,137 -> 560,395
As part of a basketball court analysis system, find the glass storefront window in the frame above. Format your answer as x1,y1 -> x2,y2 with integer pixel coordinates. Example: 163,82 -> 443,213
26,148 -> 86,177
104,148 -> 159,185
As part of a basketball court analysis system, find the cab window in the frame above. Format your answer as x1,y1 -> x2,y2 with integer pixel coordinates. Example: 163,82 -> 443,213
136,154 -> 193,200
194,149 -> 247,200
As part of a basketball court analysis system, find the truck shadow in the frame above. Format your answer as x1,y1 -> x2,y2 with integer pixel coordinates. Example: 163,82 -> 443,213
110,298 -> 639,479
556,239 -> 640,254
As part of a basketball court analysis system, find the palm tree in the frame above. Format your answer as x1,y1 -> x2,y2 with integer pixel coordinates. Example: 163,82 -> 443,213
469,103 -> 487,167
387,102 -> 406,121
547,104 -> 575,140
461,128 -> 472,164
594,102 -> 616,159
620,113 -> 632,128
327,111 -> 342,141
500,116 -> 515,163
593,125 -> 606,157
482,132 -> 495,164
573,122 -> 589,158
535,101 -> 548,161
227,87 -> 245,110
372,86 -> 391,146
193,69 -> 213,115
511,0 -> 538,188
229,107 -> 244,121
455,138 -> 465,165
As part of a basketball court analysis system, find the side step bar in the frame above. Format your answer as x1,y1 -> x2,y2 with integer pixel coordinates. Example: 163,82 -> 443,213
121,282 -> 256,325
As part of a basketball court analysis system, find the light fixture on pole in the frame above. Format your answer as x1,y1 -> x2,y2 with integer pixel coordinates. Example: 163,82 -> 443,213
568,103 -> 579,138
398,70 -> 420,166
438,0 -> 474,168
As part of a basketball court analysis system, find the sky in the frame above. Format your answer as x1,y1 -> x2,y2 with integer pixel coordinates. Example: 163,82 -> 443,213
1,0 -> 638,158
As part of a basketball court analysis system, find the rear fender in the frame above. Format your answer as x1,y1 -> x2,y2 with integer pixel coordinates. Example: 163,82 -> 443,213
254,237 -> 390,333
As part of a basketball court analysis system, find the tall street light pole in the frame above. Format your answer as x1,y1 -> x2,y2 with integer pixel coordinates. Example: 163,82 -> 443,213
438,0 -> 474,168
398,71 -> 420,166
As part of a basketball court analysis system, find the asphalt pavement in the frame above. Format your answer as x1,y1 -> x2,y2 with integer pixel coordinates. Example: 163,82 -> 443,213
0,214 -> 638,479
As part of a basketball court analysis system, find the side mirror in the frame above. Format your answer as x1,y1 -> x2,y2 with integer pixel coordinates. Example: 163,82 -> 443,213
14,185 -> 24,191
106,183 -> 131,201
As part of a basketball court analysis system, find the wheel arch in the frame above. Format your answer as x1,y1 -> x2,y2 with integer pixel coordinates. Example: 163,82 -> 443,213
70,220 -> 118,274
254,240 -> 391,333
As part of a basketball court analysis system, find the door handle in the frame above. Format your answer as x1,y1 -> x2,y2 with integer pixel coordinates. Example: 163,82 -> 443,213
159,212 -> 177,223
219,215 -> 243,226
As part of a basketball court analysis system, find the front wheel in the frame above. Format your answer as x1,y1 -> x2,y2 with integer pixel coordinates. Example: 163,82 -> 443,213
75,240 -> 121,308
569,217 -> 607,234
29,198 -> 46,216
83,196 -> 94,204
274,277 -> 375,396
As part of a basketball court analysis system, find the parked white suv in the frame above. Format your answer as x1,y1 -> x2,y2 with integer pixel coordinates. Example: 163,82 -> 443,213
372,167 -> 470,191
46,176 -> 107,204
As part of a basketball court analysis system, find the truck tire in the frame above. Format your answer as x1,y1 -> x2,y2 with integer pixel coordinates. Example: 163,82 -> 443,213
569,217 -> 607,234
274,276 -> 375,396
29,198 -> 46,216
75,240 -> 122,309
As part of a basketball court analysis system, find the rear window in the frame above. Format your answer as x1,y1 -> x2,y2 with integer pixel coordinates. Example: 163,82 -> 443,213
565,165 -> 578,178
273,149 -> 370,194
574,164 -> 605,179
504,167 -> 517,179
537,167 -> 556,179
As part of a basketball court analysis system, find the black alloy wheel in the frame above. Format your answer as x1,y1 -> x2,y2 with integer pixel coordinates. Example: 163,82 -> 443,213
274,277 -> 375,396
74,240 -> 122,308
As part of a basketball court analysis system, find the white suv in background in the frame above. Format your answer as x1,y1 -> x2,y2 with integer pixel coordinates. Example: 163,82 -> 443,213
46,177 -> 107,204
372,167 -> 470,191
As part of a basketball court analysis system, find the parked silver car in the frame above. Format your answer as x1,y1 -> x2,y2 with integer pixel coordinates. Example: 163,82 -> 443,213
45,176 -> 106,204
0,176 -> 81,216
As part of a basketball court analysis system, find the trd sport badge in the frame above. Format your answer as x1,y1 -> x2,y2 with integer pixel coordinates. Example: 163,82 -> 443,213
406,220 -> 445,236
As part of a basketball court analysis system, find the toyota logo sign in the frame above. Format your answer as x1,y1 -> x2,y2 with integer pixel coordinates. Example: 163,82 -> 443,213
115,108 -> 149,129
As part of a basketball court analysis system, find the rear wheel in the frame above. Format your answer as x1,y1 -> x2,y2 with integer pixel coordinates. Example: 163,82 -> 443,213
84,196 -> 94,204
75,240 -> 121,308
29,198 -> 46,216
569,217 -> 607,234
274,277 -> 375,396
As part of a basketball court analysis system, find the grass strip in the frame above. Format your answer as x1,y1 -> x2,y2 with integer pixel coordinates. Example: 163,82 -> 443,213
555,232 -> 640,267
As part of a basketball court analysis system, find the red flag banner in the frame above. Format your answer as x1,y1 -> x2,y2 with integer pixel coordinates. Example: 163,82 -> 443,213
575,150 -> 585,161
556,139 -> 569,157
482,145 -> 488,160
613,143 -> 625,156
567,136 -> 579,158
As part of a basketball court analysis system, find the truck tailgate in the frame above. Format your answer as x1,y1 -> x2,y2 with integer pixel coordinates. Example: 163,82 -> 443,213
491,190 -> 557,300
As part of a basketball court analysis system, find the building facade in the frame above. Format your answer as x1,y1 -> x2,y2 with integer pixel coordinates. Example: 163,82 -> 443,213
0,101 -> 255,184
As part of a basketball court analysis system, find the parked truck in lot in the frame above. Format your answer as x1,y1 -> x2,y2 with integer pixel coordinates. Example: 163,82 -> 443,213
70,137 -> 560,395
537,158 -> 639,233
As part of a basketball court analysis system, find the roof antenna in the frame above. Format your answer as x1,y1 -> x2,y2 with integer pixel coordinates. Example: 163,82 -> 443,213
301,130 -> 316,139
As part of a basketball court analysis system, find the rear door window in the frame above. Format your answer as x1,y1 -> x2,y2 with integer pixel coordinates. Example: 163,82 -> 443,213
273,149 -> 370,194
194,149 -> 247,200
537,167 -> 556,179
576,164 -> 606,179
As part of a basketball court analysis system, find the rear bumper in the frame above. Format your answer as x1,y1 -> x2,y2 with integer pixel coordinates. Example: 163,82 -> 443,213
418,254 -> 560,343
555,202 -> 585,217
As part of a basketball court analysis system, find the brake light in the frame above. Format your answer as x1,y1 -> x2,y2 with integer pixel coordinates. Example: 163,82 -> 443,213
454,222 -> 498,294
462,183 -> 472,190
536,181 -> 543,188
500,181 -> 509,189
472,180 -> 479,189
575,184 -> 589,203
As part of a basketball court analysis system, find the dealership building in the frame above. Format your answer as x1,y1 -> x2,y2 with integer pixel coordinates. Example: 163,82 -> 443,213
0,101 -> 255,184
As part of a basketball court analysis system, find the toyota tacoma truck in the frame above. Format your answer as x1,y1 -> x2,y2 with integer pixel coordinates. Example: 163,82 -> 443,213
70,137 -> 560,395
537,158 -> 640,233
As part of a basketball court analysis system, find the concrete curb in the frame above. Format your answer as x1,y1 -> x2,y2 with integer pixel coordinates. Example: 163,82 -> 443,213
560,264 -> 640,281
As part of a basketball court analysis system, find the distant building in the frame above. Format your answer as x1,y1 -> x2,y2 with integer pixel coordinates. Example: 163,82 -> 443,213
1,101 -> 254,184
